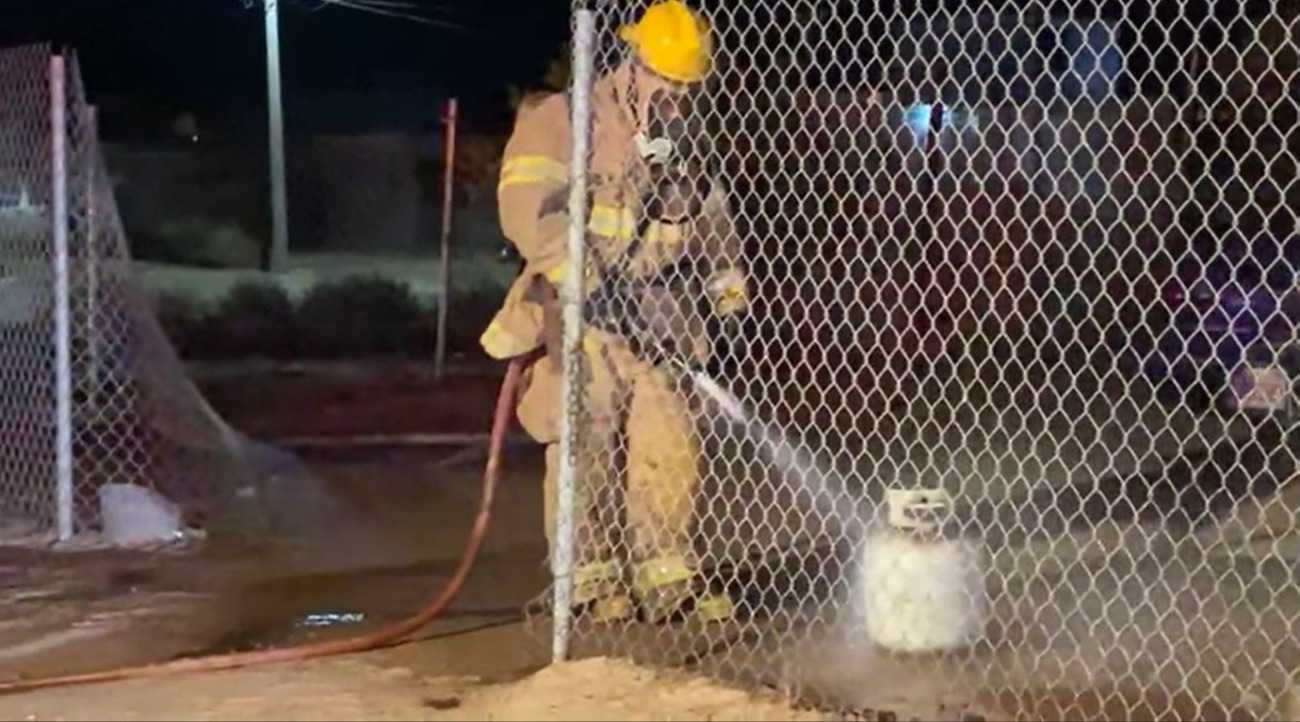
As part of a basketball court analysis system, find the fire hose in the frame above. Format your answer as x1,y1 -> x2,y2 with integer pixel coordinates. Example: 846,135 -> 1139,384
0,353 -> 533,697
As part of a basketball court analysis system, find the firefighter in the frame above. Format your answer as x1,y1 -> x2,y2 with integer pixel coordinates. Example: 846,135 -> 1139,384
479,0 -> 748,624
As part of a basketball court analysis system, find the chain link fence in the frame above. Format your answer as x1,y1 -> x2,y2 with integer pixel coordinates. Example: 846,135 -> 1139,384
0,44 -> 267,544
540,1 -> 1300,718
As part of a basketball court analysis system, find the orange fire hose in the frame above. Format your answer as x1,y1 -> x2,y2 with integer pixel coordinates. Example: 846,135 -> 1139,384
0,355 -> 531,696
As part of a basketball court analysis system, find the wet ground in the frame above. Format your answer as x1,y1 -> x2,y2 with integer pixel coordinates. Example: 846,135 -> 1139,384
0,360 -> 848,720
0,358 -> 1294,720
0,363 -> 551,702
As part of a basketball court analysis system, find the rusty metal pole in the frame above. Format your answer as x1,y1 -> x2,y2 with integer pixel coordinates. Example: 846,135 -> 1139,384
433,98 -> 458,382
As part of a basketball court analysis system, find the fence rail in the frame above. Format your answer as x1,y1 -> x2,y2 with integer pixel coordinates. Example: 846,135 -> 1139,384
543,1 -> 1300,718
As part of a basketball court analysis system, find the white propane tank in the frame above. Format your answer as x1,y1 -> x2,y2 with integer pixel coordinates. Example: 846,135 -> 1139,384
861,487 -> 987,653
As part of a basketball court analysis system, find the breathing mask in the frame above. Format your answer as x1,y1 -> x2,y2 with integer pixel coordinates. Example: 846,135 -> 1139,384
635,87 -> 693,168
634,87 -> 712,225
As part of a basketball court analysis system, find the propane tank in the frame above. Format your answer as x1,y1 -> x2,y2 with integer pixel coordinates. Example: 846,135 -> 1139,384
861,487 -> 987,653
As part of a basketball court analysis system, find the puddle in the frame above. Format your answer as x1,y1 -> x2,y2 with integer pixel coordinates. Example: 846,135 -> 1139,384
174,577 -> 409,657
298,612 -> 367,628
172,554 -> 527,660
171,609 -> 385,661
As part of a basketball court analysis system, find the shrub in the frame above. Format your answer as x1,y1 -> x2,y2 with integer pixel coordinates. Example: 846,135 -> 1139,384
295,275 -> 426,357
153,290 -> 208,358
206,281 -> 297,359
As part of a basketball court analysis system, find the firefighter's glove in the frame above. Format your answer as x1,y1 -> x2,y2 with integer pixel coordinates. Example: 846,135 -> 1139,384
706,268 -> 748,318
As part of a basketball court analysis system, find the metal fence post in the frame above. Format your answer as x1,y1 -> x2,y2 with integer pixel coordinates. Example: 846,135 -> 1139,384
264,0 -> 290,271
48,53 -> 74,541
551,7 -> 596,664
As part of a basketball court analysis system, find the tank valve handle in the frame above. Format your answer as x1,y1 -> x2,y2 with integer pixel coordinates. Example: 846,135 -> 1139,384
885,487 -> 952,536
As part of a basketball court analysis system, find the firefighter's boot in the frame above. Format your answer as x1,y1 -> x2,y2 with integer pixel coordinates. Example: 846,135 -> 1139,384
633,555 -> 735,624
572,560 -> 634,623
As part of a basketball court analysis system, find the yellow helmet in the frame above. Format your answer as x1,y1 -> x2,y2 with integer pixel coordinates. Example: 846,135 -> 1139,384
618,1 -> 713,84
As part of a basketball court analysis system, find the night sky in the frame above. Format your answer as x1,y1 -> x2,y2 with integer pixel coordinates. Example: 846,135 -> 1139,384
0,0 -> 1265,139
1,0 -> 570,135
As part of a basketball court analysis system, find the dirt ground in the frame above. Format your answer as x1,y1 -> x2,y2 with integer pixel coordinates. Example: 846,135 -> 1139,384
0,656 -> 830,722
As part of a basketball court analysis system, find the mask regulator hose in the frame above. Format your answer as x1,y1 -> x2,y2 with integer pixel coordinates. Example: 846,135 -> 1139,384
0,354 -> 533,697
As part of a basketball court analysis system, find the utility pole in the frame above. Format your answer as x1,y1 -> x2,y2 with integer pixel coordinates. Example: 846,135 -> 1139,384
265,0 -> 290,271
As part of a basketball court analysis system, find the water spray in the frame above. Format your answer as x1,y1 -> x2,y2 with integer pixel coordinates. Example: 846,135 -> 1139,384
613,298 -> 992,655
